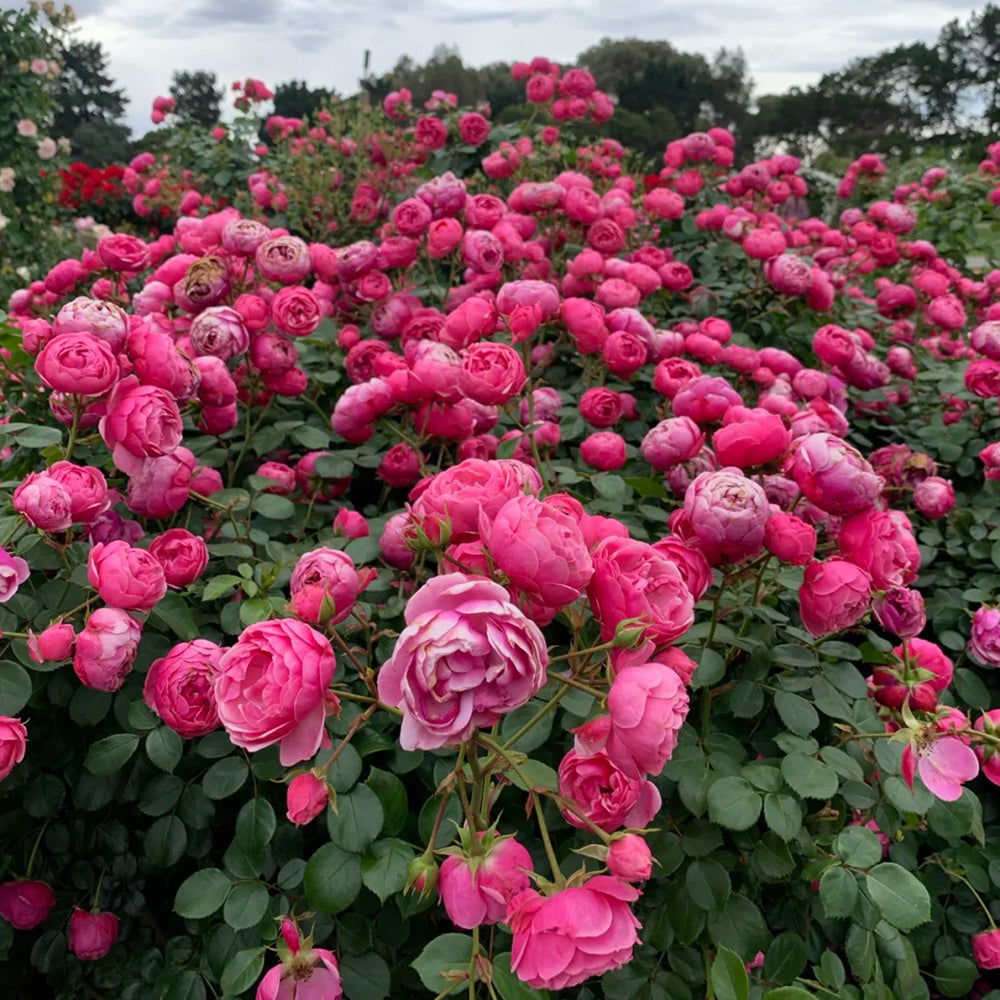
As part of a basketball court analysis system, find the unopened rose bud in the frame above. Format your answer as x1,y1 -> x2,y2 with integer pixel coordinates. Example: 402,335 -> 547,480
607,833 -> 653,882
613,618 -> 648,648
406,854 -> 439,898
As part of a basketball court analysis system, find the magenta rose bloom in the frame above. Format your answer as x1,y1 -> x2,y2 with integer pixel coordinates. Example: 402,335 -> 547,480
0,546 -> 29,604
684,468 -> 770,564
838,509 -> 919,590
558,748 -> 661,832
377,574 -> 548,750
587,537 -> 694,647
148,528 -> 209,587
410,458 -> 542,544
641,417 -> 704,471
289,547 -> 364,626
912,476 -> 955,519
581,432 -> 627,471
188,306 -> 249,360
126,449 -> 196,519
438,835 -> 532,929
88,540 -> 167,612
0,716 -> 27,782
786,432 -> 883,517
764,511 -> 816,565
35,332 -> 118,395
101,377 -> 183,474
255,235 -> 311,283
484,495 -> 594,618
215,619 -> 335,765
799,559 -> 872,636
970,605 -> 1000,666
73,607 -> 142,692
672,375 -> 742,424
974,928 -> 1000,970
286,772 -> 330,825
607,834 -> 653,882
0,880 -> 55,929
712,407 -> 790,468
47,461 -> 109,523
459,342 -> 527,405
68,908 -> 119,961
143,639 -> 224,738
271,285 -> 322,337
12,473 -> 73,532
872,587 -> 926,639
507,876 -> 641,989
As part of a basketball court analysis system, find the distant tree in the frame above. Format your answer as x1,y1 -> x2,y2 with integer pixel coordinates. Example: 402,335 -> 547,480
169,70 -> 222,128
52,39 -> 130,164
273,79 -> 336,120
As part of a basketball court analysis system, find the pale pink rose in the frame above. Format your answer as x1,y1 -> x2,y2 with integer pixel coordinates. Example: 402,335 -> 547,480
558,748 -> 661,831
507,876 -> 641,989
483,495 -> 593,616
12,474 -> 73,532
377,574 -> 548,750
289,548 -> 364,626
148,528 -> 209,587
73,608 -> 142,691
902,735 -> 979,802
214,619 -> 336,765
587,537 -> 694,647
16,119 -> 37,138
0,716 -> 27,782
53,297 -> 128,354
188,306 -> 249,360
438,835 -> 532,928
684,468 -> 770,564
143,639 -> 224,738
607,834 -> 653,881
0,547 -> 29,603
641,417 -> 704,471
35,332 -> 118,395
798,559 -> 872,636
256,928 -> 342,1000
286,772 -> 329,825
88,540 -> 166,611
68,908 -> 119,961
0,880 -> 55,929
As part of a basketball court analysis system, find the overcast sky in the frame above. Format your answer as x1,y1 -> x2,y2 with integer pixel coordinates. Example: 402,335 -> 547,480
65,0 -> 985,138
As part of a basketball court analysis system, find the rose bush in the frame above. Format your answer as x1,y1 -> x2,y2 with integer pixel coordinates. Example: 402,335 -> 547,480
3,52 -> 1000,1000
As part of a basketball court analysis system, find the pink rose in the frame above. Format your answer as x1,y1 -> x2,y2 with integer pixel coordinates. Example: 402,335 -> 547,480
333,508 -> 368,539
462,229 -> 504,273
672,375 -> 742,424
12,473 -> 73,532
271,285 -> 321,337
0,880 -> 55,929
0,546 -> 29,603
579,387 -> 623,428
459,342 -> 526,405
712,407 -> 790,468
642,417 -> 704,471
35,333 -> 118,395
786,432 -> 884,516
872,587 -> 926,639
558,747 -> 661,831
838,510 -> 918,589
46,461 -> 109,523
970,605 -> 1000,666
148,528 -> 209,587
255,235 -> 311,283
684,468 -> 770,564
215,619 -> 336,765
0,716 -> 27,782
68,908 -> 119,961
88,540 -> 167,611
483,495 -> 594,618
763,512 -> 816,565
974,928 -> 1000,969
52,297 -> 128,353
126,449 -> 196,518
28,622 -> 74,663
581,432 -> 627,470
912,476 -> 954,519
101,378 -> 183,474
607,834 -> 653,881
438,835 -> 532,928
188,306 -> 249,360
98,233 -> 150,272
587,537 -> 694,647
73,608 -> 142,691
256,928 -> 342,1000
377,574 -> 548,750
286,772 -> 330,825
410,458 -> 542,545
143,639 -> 223,738
507,876 -> 641,989
289,548 -> 364,626
799,559 -> 872,636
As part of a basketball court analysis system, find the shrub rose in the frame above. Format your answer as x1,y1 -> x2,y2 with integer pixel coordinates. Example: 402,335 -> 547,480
143,639 -> 224,738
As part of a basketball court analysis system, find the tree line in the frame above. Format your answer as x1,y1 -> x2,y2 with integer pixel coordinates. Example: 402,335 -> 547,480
49,3 -> 1000,167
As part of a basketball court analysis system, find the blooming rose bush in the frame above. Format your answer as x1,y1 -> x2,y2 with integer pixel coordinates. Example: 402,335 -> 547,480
4,55 -> 1000,1000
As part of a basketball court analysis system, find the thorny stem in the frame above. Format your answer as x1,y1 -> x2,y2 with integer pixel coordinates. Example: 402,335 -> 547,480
317,703 -> 377,776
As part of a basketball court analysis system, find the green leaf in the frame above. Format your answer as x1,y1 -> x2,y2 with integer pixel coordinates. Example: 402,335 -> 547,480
139,774 -> 185,816
150,592 -> 200,640
412,933 -> 476,993
84,733 -> 140,776
845,925 -> 875,981
506,759 -> 559,792
707,777 -> 762,831
145,815 -> 187,867
685,859 -> 731,911
865,862 -> 931,931
780,754 -> 839,800
762,989 -> 818,1000
202,575 -> 242,601
764,932 -> 808,985
327,784 -> 384,853
360,838 -> 414,903
927,790 -> 975,839
174,868 -> 231,918
146,726 -> 183,773
202,757 -> 248,799
774,691 -> 819,736
223,882 -> 269,930
252,493 -> 295,519
834,825 -> 883,869
220,948 -> 264,997
934,956 -> 979,998
711,944 -> 749,1000
772,644 -> 818,667
819,866 -> 858,919
0,662 -> 32,715
492,952 -> 550,1000
235,798 -> 276,855
304,842 -> 362,913
340,952 -> 391,1000
763,793 -> 803,841
707,894 -> 769,959
365,768 -> 408,837
692,647 -> 726,688
10,425 -> 63,448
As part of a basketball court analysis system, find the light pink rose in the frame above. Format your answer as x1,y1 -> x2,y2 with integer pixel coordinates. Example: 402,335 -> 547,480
684,468 -> 770,564
88,540 -> 166,611
12,474 -> 73,532
215,619 -> 336,765
143,639 -> 224,738
558,748 -> 661,831
902,734 -> 978,802
507,876 -> 641,989
377,574 -> 548,750
587,537 -> 693,647
73,608 -> 142,691
0,547 -> 29,603
438,835 -> 532,928
256,930 -> 342,1000
786,432 -> 883,517
970,606 -> 1000,666
53,297 -> 128,354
